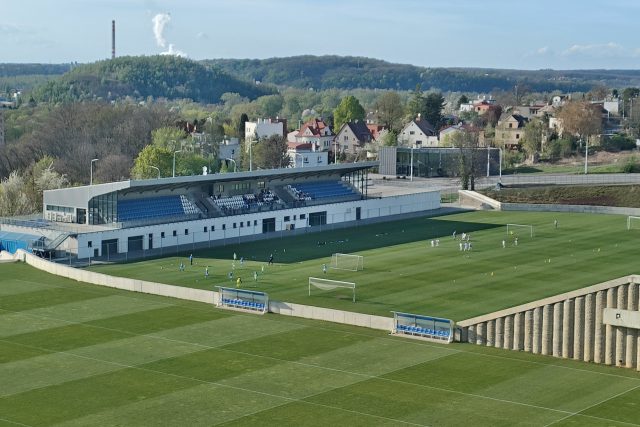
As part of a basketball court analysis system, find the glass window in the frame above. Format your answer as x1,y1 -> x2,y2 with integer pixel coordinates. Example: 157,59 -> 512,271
184,229 -> 189,235
284,216 -> 290,222
173,230 -> 177,237
161,232 -> 165,238
88,241 -> 92,248
204,226 -> 208,232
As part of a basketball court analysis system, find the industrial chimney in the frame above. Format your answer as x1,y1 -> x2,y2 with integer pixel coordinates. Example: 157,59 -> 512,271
111,20 -> 116,59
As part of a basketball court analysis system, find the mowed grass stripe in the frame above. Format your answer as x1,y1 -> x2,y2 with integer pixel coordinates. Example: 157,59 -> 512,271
0,287 -> 104,312
51,383 -> 289,427
0,368 -> 201,427
304,378 -> 566,427
0,279 -> 57,296
556,385 -> 640,426
383,352 -> 639,414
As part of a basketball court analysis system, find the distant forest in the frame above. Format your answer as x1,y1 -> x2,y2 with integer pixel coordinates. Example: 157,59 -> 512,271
2,56 -> 640,101
203,56 -> 640,92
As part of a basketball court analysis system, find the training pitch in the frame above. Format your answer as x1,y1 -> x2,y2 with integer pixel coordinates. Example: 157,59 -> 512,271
1,263 -> 639,426
91,211 -> 640,321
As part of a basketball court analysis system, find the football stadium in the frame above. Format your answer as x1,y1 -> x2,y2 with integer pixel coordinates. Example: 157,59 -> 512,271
1,165 -> 640,426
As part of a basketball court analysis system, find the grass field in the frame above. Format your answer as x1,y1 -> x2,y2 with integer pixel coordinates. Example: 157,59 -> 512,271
91,210 -> 640,321
1,262 -> 640,427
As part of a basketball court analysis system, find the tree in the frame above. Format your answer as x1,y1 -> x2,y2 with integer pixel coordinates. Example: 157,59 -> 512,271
451,129 -> 482,190
456,94 -> 469,110
0,172 -> 30,216
521,119 -> 546,161
333,95 -> 365,131
150,127 -> 185,151
382,130 -> 399,147
256,95 -> 284,118
423,92 -> 445,129
556,101 -> 602,142
237,113 -> 249,140
252,135 -> 290,169
374,91 -> 404,131
130,145 -> 173,179
406,84 -> 425,120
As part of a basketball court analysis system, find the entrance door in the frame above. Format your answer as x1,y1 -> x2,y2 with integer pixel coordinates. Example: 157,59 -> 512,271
356,207 -> 361,221
262,218 -> 276,233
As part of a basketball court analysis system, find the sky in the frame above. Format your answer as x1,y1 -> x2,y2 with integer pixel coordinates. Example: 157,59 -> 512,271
2,0 -> 640,70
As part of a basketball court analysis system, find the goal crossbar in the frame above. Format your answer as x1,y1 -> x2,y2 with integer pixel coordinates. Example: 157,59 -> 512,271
309,277 -> 356,302
627,216 -> 640,230
506,223 -> 535,237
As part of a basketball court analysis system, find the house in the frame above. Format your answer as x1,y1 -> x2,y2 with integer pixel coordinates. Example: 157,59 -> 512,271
244,117 -> 287,141
218,137 -> 241,163
287,142 -> 328,168
552,95 -> 570,108
398,115 -> 438,148
335,121 -> 374,155
439,123 -> 486,147
494,113 -> 529,149
287,118 -> 334,152
511,104 -> 547,119
549,117 -> 564,136
460,95 -> 497,113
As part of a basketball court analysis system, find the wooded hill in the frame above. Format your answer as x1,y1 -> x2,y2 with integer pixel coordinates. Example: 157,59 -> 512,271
30,56 -> 274,104
205,55 -> 640,92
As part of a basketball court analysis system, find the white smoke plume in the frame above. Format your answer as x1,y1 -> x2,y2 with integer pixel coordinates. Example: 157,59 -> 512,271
152,13 -> 170,48
151,12 -> 187,57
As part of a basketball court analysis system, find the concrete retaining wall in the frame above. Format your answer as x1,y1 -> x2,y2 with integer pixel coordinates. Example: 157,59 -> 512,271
11,249 -> 393,332
457,275 -> 640,370
458,190 -> 501,210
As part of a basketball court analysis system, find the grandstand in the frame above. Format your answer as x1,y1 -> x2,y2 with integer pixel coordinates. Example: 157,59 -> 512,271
0,163 -> 440,260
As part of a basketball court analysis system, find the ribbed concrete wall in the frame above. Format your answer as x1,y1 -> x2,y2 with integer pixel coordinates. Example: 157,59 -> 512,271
458,276 -> 640,370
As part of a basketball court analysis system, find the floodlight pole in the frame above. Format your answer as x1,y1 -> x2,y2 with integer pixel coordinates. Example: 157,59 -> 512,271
486,147 -> 490,177
90,158 -> 99,185
173,150 -> 182,178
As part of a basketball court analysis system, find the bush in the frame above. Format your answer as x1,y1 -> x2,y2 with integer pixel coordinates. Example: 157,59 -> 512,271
601,134 -> 636,152
622,156 -> 640,173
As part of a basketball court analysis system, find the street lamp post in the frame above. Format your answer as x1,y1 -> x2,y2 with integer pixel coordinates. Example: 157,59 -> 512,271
224,158 -> 237,172
173,150 -> 182,178
499,147 -> 503,183
150,165 -> 160,179
583,137 -> 588,175
90,158 -> 99,185
410,147 -> 414,181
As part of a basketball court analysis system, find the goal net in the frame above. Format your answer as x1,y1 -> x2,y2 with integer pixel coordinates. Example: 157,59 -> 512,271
627,216 -> 640,230
331,253 -> 364,271
308,277 -> 356,303
506,224 -> 534,238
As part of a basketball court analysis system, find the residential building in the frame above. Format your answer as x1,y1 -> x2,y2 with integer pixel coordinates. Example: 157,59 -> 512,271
335,120 -> 374,155
218,137 -> 241,163
287,142 -> 328,168
494,113 -> 528,149
439,123 -> 486,147
287,118 -> 334,152
398,115 -> 438,148
245,118 -> 287,141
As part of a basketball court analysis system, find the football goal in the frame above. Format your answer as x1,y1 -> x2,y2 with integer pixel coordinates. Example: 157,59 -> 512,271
506,223 -> 535,238
627,216 -> 640,230
308,277 -> 356,303
331,253 -> 364,271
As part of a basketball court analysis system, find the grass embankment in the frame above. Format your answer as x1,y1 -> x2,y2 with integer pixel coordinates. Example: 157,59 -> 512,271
482,185 -> 640,207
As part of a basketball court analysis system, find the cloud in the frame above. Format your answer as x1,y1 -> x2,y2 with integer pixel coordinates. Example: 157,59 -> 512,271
196,32 -> 209,40
561,42 -> 633,58
151,12 -> 187,57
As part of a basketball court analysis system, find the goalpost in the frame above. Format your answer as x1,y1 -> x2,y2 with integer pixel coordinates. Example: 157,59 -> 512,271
627,216 -> 640,230
506,224 -> 535,238
331,253 -> 364,271
309,277 -> 356,303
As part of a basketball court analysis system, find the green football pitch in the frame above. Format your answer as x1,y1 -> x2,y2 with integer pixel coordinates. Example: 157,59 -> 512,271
91,211 -> 640,321
1,263 -> 639,426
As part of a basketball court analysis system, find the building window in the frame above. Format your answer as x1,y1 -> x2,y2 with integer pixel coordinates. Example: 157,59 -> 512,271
343,135 -> 348,141
212,225 -> 215,231
240,222 -> 244,228
204,226 -> 208,232
516,134 -> 520,139
257,181 -> 265,189
300,214 -> 306,220
246,221 -> 250,227
222,224 -> 226,230
185,229 -> 189,235
233,223 -> 237,228
254,220 -> 257,226
409,131 -> 415,135
293,215 -> 297,220
284,216 -> 290,222
161,232 -> 165,238
509,123 -> 513,128
173,230 -> 177,237
88,241 -> 92,248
